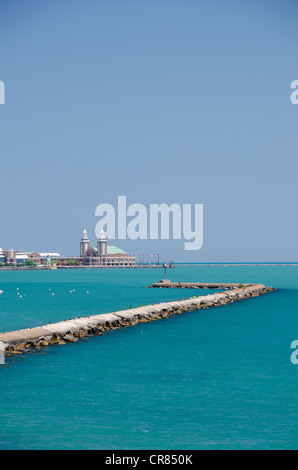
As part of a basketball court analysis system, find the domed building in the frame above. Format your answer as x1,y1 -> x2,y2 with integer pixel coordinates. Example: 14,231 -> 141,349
80,229 -> 135,267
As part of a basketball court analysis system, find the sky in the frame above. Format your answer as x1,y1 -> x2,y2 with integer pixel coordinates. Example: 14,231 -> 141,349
1,0 -> 298,262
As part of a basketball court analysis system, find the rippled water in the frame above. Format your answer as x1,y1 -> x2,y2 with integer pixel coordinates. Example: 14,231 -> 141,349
0,265 -> 297,449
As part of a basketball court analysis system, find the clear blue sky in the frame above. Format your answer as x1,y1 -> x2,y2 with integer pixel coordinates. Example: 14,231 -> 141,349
1,0 -> 298,262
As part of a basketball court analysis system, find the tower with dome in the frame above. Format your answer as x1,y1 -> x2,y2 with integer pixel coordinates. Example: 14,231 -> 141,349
80,229 -> 135,267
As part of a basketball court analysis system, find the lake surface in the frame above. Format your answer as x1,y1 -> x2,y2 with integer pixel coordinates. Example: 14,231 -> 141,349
0,265 -> 297,450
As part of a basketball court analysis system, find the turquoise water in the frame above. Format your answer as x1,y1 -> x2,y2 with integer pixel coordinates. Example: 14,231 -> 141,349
0,265 -> 297,450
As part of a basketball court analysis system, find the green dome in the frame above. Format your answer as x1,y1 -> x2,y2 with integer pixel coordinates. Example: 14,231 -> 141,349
107,246 -> 127,255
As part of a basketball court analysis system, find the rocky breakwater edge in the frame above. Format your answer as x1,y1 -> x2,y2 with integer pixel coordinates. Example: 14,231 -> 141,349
0,283 -> 274,358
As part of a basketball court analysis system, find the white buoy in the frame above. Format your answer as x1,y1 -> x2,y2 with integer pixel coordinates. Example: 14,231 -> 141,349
0,290 -> 3,295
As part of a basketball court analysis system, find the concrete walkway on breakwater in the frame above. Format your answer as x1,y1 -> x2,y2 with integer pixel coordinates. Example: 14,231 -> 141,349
0,283 -> 274,357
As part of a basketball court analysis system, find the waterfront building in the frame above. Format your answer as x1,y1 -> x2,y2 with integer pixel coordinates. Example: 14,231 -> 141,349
0,230 -> 135,268
2,250 -> 26,265
39,253 -> 61,260
0,250 -> 61,265
80,229 -> 90,257
82,229 -> 135,267
23,252 -> 42,264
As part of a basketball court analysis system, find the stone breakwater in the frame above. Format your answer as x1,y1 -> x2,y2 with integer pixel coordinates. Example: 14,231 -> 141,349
147,282 -> 248,289
0,283 -> 274,357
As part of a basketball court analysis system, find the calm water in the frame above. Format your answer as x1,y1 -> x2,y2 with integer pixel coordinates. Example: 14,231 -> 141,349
0,265 -> 297,450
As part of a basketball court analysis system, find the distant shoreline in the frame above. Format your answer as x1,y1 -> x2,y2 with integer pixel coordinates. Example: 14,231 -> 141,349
176,263 -> 298,266
0,265 -> 173,271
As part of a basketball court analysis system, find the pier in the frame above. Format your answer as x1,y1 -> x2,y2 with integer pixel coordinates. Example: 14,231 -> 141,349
0,283 -> 274,357
147,281 -> 247,289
